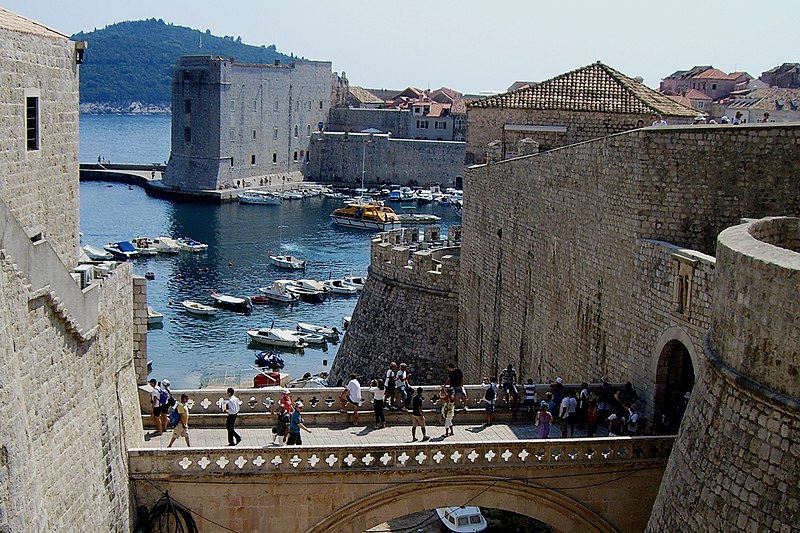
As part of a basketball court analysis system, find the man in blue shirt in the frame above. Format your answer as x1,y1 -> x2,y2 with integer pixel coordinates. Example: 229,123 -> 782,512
288,401 -> 311,445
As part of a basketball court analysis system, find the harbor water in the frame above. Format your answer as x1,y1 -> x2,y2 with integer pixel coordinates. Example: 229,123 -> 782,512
79,114 -> 460,389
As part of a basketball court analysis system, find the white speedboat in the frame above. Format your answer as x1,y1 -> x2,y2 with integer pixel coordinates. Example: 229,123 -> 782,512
103,241 -> 139,260
321,278 -> 359,295
247,327 -> 307,348
280,190 -> 305,200
296,322 -> 340,339
258,280 -> 300,303
294,332 -> 327,345
182,300 -> 218,315
147,306 -> 164,324
398,187 -> 416,202
238,190 -> 281,205
284,279 -> 328,303
151,236 -> 181,254
130,237 -> 158,256
269,254 -> 306,270
436,507 -> 487,533
82,244 -> 113,261
176,237 -> 208,252
341,276 -> 367,291
210,291 -> 253,312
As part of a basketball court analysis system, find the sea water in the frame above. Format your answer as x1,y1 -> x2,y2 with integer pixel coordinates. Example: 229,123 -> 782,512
79,114 -> 460,388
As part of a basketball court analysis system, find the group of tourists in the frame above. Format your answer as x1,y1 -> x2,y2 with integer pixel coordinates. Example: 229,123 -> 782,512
147,377 -> 190,447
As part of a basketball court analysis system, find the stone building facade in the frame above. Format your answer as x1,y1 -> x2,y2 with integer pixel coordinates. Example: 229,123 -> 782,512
330,226 -> 461,385
466,62 -> 697,164
163,56 -> 336,191
0,8 -> 143,531
306,131 -> 465,187
461,124 -> 799,530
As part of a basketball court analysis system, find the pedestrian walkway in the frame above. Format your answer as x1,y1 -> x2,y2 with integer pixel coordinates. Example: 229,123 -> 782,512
142,417 -> 610,449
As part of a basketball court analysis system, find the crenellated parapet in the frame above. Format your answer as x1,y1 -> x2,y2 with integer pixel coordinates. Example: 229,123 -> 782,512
329,226 -> 461,386
369,225 -> 461,295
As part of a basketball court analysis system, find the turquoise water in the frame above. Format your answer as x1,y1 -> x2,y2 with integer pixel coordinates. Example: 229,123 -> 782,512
79,114 -> 459,388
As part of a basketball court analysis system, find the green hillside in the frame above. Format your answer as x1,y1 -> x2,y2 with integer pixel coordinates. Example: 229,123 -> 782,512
72,18 -> 298,109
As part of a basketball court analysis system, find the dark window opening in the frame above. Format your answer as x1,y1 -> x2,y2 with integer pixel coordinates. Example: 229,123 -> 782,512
184,127 -> 191,143
251,154 -> 256,165
184,99 -> 191,114
272,153 -> 277,163
26,96 -> 39,151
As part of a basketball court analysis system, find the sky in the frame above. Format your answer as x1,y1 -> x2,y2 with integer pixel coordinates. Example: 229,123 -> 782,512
4,0 -> 797,94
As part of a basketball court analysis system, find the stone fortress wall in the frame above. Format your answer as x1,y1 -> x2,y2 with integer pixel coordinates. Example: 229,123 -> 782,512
330,225 -> 462,385
306,131 -> 465,187
647,217 -> 800,532
164,56 -> 334,191
0,17 -> 143,531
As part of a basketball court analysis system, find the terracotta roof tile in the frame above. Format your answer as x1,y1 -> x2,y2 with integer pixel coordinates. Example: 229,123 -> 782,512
469,62 -> 697,116
349,86 -> 384,105
0,7 -> 67,39
682,88 -> 712,100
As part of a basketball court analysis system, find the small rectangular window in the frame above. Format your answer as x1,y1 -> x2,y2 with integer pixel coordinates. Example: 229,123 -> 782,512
274,100 -> 279,111
305,150 -> 310,162
26,96 -> 39,151
319,101 -> 323,110
251,154 -> 256,165
272,153 -> 277,163
273,127 -> 278,140
252,130 -> 257,140
184,127 -> 191,143
307,125 -> 311,137
293,151 -> 298,162
253,100 -> 258,112
230,129 -> 235,141
230,100 -> 236,112
184,99 -> 192,114
294,125 -> 298,138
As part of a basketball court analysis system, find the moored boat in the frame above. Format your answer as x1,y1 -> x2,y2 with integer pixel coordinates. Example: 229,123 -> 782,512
238,189 -> 281,205
103,241 -> 139,260
210,291 -> 253,311
283,279 -> 328,303
296,322 -> 340,339
436,506 -> 487,532
320,278 -> 359,295
131,237 -> 158,256
147,306 -> 164,324
82,244 -> 113,261
258,280 -> 300,303
151,236 -> 181,254
341,276 -> 367,291
182,300 -> 218,315
269,254 -> 306,270
396,212 -> 442,224
176,237 -> 208,252
294,332 -> 327,345
330,202 -> 401,231
247,327 -> 307,348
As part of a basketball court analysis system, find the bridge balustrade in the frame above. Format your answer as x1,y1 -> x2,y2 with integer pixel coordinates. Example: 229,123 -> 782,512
129,435 -> 674,477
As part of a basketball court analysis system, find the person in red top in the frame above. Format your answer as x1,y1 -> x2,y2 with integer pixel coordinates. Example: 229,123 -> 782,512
278,388 -> 294,413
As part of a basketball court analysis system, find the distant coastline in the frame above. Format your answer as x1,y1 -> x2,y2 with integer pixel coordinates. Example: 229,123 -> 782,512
80,102 -> 171,115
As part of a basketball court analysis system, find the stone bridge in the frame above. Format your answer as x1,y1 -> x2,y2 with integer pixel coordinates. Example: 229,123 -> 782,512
131,386 -> 674,532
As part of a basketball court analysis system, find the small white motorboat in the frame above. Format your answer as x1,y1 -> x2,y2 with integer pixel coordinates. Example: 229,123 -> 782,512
270,254 -> 306,270
294,332 -> 327,345
280,190 -> 305,200
182,300 -> 218,316
82,244 -> 113,261
238,189 -> 282,205
436,507 -> 487,533
131,237 -> 158,256
147,306 -> 164,324
321,278 -> 359,295
151,236 -> 181,254
176,237 -> 208,252
296,322 -> 340,339
247,327 -> 307,348
103,241 -> 139,260
258,280 -> 300,303
284,279 -> 328,303
341,276 -> 367,291
210,291 -> 253,312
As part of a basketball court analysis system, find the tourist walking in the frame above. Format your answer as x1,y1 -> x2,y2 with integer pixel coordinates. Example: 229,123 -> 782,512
369,378 -> 386,429
287,401 -> 311,445
148,378 -> 163,436
481,376 -> 498,426
396,362 -> 411,410
523,379 -> 538,419
586,400 -> 599,437
445,362 -> 468,410
441,388 -> 455,437
339,373 -> 361,426
410,387 -> 430,442
223,387 -> 242,446
271,403 -> 290,446
536,402 -> 553,438
559,390 -> 578,437
167,394 -> 191,448
159,378 -> 175,430
577,382 -> 589,427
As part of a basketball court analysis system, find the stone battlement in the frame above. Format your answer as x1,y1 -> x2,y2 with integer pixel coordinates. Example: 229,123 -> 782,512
369,225 -> 461,293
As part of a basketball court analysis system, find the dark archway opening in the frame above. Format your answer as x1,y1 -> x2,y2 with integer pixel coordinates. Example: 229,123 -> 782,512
365,508 -> 554,532
653,339 -> 695,434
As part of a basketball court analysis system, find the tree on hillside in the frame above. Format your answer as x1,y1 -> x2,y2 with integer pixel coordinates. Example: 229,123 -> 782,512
72,18 -> 298,110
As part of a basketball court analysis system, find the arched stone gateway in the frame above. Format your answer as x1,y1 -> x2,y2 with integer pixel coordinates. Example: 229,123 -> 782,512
307,476 -> 615,533
653,336 -> 696,434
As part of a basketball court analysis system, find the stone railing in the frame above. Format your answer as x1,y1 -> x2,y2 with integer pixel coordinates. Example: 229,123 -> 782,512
140,383 -> 625,416
129,435 -> 675,477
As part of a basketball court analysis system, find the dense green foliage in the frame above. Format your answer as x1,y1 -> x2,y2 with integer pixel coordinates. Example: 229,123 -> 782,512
72,19 -> 297,106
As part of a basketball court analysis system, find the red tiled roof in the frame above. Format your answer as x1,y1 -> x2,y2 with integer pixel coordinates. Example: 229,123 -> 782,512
469,62 -> 697,116
683,88 -> 712,100
691,68 -> 731,80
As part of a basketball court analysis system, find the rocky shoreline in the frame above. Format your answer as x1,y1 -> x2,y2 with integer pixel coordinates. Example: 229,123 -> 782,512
79,101 -> 171,115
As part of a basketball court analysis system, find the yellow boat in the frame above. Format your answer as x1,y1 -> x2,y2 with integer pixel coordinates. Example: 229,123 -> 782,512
330,202 -> 401,231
